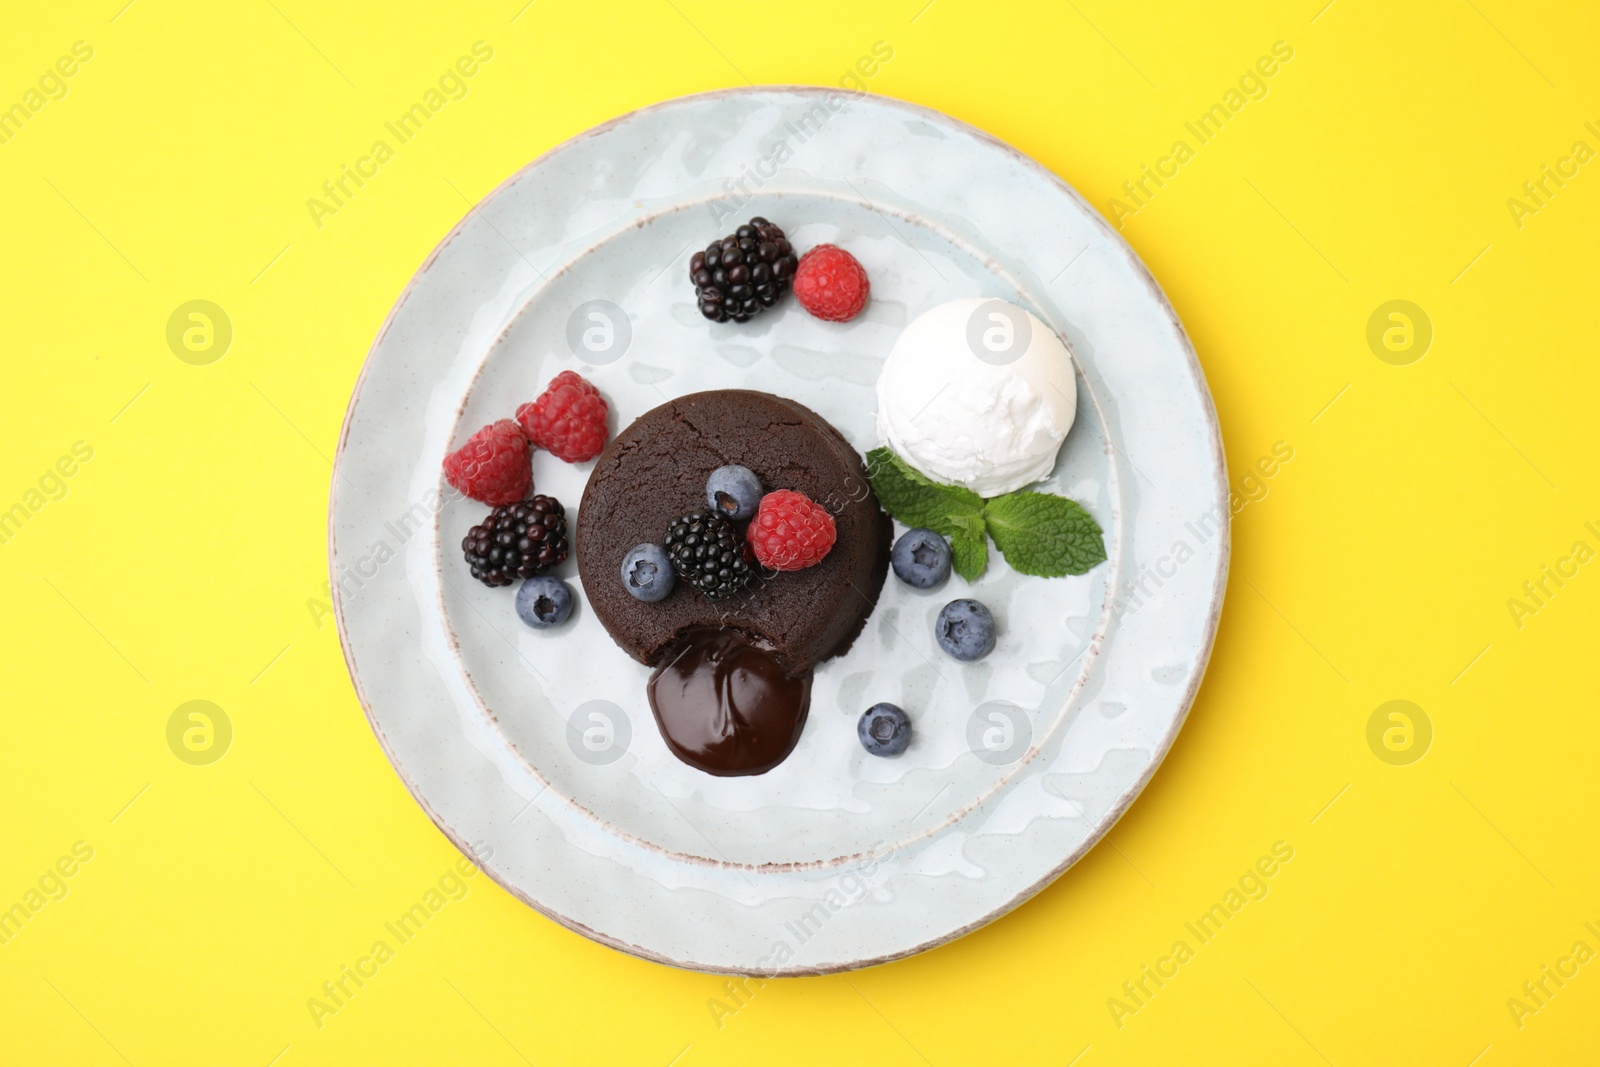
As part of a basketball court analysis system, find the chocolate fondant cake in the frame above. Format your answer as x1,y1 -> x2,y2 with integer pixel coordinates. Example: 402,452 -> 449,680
576,390 -> 891,675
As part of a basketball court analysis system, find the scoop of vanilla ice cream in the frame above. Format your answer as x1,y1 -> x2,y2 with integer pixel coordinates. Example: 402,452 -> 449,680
876,297 -> 1077,497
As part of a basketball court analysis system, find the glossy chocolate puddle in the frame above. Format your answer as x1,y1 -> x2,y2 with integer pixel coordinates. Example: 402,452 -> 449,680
647,629 -> 811,776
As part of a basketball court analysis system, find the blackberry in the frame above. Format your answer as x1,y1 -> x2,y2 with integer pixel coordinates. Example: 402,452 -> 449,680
663,509 -> 755,600
462,495 -> 568,587
689,217 -> 799,323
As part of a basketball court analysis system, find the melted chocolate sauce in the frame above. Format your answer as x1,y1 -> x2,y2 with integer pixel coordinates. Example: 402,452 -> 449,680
647,629 -> 812,776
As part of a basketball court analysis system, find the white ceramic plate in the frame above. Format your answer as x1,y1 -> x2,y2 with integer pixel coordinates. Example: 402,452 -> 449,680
331,88 -> 1227,974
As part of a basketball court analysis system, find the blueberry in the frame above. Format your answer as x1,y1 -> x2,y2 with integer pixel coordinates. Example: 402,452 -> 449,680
516,576 -> 573,628
935,599 -> 996,661
891,527 -> 952,589
705,464 -> 764,522
858,702 -> 911,757
620,542 -> 675,602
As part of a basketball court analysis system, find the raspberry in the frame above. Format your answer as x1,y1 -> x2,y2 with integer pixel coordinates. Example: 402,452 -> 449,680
747,490 -> 836,571
517,371 -> 609,463
442,419 -> 531,505
791,244 -> 870,323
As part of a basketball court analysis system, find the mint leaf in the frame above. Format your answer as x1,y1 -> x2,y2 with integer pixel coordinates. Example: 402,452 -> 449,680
863,447 -> 978,526
947,517 -> 989,582
865,447 -> 989,580
984,491 -> 1106,577
864,448 -> 984,527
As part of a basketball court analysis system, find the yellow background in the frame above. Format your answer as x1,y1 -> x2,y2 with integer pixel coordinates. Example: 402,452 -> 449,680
3,0 -> 1596,1063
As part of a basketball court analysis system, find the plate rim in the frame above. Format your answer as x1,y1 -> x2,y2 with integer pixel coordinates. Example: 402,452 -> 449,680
328,84 -> 1231,975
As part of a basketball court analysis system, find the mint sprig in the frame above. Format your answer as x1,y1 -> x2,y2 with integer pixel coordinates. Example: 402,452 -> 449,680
865,447 -> 1105,581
